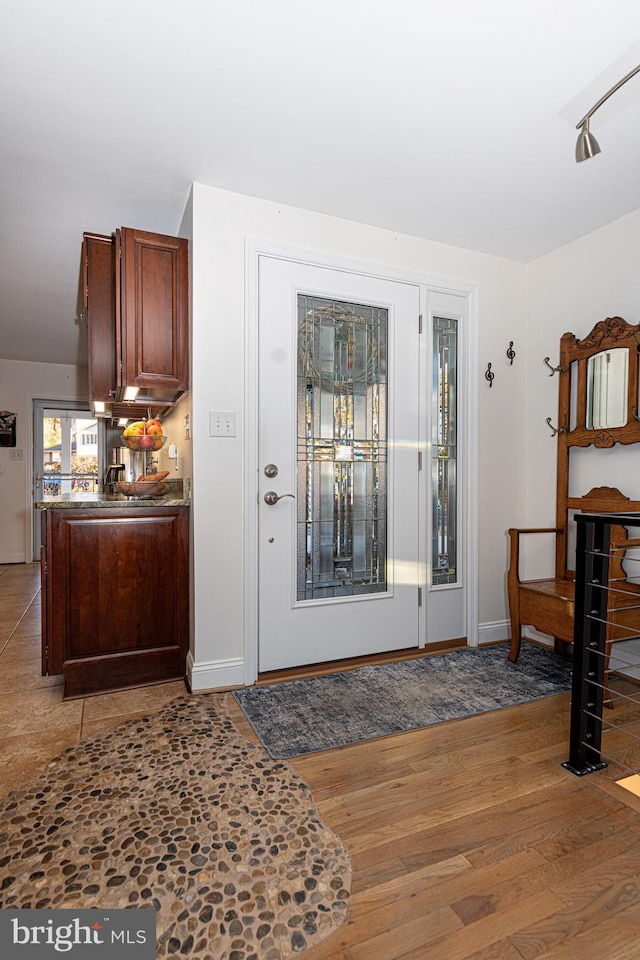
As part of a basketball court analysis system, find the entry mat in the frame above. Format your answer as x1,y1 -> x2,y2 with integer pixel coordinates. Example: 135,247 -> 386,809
232,643 -> 572,759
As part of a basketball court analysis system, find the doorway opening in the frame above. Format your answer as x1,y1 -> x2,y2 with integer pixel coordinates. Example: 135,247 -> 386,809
32,399 -> 107,559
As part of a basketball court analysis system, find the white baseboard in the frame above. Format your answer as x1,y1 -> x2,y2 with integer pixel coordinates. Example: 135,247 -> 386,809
187,652 -> 245,692
477,620 -> 510,645
522,627 -> 554,650
477,620 -> 555,650
0,554 -> 27,565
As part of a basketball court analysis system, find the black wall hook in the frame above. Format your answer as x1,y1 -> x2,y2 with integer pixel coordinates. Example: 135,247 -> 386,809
485,362 -> 495,387
507,341 -> 516,364
544,356 -> 566,377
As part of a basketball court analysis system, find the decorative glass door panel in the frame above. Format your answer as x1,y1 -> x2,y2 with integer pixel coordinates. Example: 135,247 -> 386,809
432,316 -> 457,585
257,254 -> 420,673
297,295 -> 388,600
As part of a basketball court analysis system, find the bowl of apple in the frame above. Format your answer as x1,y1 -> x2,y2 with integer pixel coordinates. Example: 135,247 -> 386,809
121,419 -> 166,451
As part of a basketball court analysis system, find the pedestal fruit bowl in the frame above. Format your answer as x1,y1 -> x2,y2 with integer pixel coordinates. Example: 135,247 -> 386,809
121,419 -> 166,452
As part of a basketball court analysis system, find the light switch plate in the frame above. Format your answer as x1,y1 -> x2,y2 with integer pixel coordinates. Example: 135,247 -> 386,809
209,411 -> 237,437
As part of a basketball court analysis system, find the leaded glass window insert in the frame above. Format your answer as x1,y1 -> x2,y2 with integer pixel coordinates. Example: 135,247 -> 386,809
297,295 -> 388,601
432,316 -> 458,585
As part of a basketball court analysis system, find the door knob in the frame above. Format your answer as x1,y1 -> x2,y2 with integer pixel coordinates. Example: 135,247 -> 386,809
264,491 -> 295,505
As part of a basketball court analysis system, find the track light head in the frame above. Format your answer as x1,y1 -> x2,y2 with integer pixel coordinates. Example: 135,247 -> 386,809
575,120 -> 601,163
574,64 -> 640,163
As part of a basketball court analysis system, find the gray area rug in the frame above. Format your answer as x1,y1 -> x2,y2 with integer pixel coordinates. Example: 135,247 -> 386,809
232,644 -> 572,759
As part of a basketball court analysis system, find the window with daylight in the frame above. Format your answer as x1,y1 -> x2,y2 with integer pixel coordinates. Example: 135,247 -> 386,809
432,316 -> 458,585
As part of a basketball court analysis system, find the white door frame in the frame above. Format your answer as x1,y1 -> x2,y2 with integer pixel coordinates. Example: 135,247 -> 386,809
244,239 -> 479,686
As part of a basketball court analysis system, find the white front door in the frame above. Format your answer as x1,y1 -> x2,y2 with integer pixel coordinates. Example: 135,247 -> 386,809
258,256 -> 421,672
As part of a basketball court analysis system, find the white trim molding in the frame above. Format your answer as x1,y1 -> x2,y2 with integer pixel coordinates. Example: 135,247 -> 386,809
477,620 -> 511,646
187,652 -> 245,692
477,621 -> 555,650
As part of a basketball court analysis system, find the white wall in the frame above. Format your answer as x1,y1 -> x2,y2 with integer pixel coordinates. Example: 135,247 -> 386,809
525,208 -> 640,583
188,184 -> 528,689
0,359 -> 87,563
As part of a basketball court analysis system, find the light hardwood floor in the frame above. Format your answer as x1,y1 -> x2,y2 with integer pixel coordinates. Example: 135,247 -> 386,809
3,562 -> 640,959
228,673 -> 640,959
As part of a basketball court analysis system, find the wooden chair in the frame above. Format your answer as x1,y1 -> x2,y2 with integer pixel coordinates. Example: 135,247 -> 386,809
507,317 -> 640,700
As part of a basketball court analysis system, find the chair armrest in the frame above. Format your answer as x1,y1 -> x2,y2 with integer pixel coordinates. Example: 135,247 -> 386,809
507,527 -> 562,586
508,527 -> 561,536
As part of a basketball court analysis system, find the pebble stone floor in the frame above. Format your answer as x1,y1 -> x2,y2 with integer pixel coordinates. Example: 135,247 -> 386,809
0,694 -> 352,959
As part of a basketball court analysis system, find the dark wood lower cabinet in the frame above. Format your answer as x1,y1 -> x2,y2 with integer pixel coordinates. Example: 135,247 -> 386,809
41,506 -> 189,698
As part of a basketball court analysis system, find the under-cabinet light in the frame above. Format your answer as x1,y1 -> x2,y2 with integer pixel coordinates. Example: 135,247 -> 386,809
123,386 -> 139,401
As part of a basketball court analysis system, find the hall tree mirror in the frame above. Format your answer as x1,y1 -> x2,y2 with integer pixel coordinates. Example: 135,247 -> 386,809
586,346 -> 629,429
567,323 -> 640,437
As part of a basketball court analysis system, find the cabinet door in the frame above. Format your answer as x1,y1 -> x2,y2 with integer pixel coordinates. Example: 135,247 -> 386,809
119,228 -> 189,395
83,232 -> 117,405
46,507 -> 189,698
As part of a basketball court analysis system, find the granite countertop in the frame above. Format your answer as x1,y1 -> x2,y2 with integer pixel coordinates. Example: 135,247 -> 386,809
36,479 -> 191,509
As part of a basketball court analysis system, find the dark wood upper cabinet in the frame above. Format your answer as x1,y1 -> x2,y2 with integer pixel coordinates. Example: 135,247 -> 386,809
118,227 -> 189,396
83,232 -> 117,405
83,226 -> 189,415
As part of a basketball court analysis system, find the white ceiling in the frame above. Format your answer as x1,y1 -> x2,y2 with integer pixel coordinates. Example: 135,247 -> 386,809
3,0 -> 640,366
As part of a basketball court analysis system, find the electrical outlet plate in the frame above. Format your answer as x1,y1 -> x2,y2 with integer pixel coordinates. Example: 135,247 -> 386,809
209,411 -> 237,437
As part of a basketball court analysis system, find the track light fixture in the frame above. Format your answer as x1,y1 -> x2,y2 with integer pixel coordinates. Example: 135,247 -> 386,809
575,64 -> 640,162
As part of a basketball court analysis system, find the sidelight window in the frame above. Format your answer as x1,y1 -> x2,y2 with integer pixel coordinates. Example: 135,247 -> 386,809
432,316 -> 458,585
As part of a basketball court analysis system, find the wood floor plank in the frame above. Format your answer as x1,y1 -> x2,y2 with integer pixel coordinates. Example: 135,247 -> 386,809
508,875 -> 640,960
529,896 -> 640,960
445,818 -> 639,930
315,900 -> 464,960
393,890 -> 565,960
318,757 -> 571,855
350,853 -> 473,908
547,839 -> 640,907
390,781 -> 619,875
458,943 -> 524,960
226,672 -> 640,960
